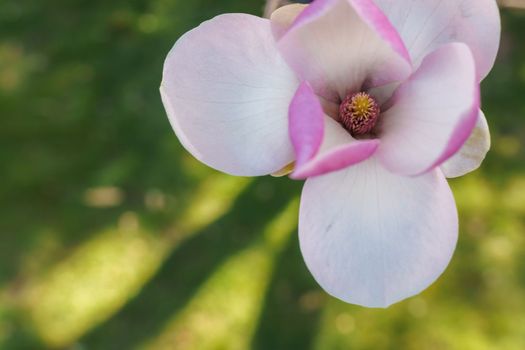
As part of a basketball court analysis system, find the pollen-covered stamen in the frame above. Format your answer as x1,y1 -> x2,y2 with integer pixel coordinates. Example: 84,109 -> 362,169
339,92 -> 380,136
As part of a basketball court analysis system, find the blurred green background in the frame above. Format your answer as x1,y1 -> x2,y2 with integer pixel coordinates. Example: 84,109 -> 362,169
0,0 -> 524,349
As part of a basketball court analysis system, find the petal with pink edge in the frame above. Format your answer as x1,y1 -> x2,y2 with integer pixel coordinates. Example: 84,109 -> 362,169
288,82 -> 378,179
299,158 -> 458,308
441,110 -> 491,178
377,43 -> 479,176
292,118 -> 379,179
276,0 -> 411,102
161,14 -> 298,176
374,0 -> 500,81
289,81 -> 325,166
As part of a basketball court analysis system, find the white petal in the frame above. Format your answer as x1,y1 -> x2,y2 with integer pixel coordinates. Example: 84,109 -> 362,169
299,158 -> 458,307
276,0 -> 411,102
441,110 -> 491,178
374,0 -> 501,80
161,14 -> 298,176
292,117 -> 379,179
376,43 -> 479,176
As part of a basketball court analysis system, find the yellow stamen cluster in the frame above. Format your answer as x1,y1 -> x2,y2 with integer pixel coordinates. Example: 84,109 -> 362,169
339,92 -> 380,136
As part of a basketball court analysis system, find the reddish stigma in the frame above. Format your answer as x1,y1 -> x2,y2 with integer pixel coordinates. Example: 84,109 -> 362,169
339,92 -> 380,136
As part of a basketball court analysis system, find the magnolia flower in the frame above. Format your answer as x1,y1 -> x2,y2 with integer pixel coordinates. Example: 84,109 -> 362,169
160,0 -> 500,307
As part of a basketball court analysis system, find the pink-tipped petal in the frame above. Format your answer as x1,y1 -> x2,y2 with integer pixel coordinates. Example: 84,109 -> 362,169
374,0 -> 500,81
377,43 -> 479,176
277,0 -> 411,102
299,158 -> 458,308
441,110 -> 491,178
161,14 -> 299,176
289,82 -> 325,166
291,117 -> 379,179
270,3 -> 307,40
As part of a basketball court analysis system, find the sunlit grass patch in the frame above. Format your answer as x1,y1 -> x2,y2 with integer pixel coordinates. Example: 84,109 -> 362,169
173,175 -> 251,235
493,135 -> 521,158
428,306 -> 525,350
501,176 -> 525,214
83,186 -> 124,208
21,223 -> 167,347
15,175 -> 251,348
314,295 -> 525,350
313,299 -> 404,349
142,199 -> 299,350
0,42 -> 42,93
450,174 -> 495,214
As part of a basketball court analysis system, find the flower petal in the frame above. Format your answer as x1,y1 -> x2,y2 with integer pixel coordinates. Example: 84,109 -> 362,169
374,0 -> 500,81
289,81 -> 325,166
288,82 -> 378,179
299,158 -> 458,308
277,0 -> 411,102
441,110 -> 491,178
160,14 -> 299,176
270,3 -> 307,40
377,43 -> 479,176
292,119 -> 379,179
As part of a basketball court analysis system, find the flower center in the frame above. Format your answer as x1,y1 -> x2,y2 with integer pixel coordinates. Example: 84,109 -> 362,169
339,92 -> 380,136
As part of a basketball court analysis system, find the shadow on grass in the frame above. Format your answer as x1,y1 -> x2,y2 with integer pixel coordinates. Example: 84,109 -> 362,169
251,233 -> 324,350
79,176 -> 306,349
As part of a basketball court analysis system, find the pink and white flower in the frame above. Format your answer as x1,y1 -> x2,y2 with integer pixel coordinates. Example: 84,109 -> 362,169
160,0 -> 500,307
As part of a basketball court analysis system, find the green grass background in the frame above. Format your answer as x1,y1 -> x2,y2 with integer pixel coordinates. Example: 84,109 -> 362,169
0,1 -> 524,349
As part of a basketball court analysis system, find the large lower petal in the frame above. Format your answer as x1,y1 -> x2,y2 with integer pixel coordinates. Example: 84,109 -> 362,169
277,0 -> 411,102
299,158 -> 458,308
161,14 -> 299,176
377,43 -> 479,176
441,110 -> 491,178
374,0 -> 500,81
